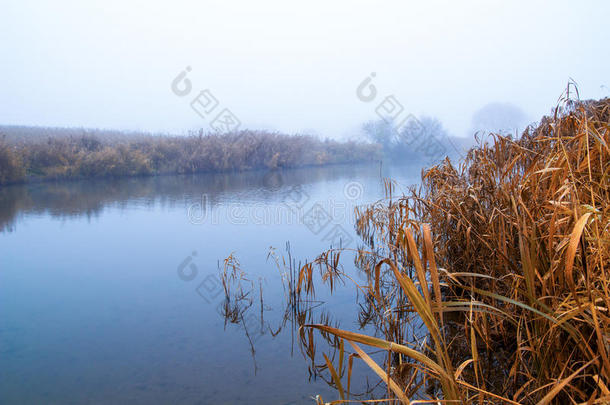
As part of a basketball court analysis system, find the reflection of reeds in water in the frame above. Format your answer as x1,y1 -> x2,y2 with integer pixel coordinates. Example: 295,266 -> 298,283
220,244 -> 384,399
0,163 -> 381,233
272,244 -> 386,400
297,95 -> 610,403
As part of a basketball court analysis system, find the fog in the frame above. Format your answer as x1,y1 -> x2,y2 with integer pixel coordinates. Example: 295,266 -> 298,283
2,0 -> 609,139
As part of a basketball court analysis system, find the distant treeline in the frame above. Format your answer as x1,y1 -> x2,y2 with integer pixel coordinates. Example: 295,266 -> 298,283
0,127 -> 381,185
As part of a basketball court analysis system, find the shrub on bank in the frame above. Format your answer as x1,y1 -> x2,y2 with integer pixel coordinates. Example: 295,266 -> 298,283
0,129 -> 381,185
0,137 -> 26,184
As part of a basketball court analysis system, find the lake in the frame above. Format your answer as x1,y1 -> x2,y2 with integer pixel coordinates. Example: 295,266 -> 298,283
0,164 -> 421,404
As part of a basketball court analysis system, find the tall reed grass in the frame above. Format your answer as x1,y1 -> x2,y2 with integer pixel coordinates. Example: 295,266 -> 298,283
298,95 -> 609,403
0,128 -> 381,185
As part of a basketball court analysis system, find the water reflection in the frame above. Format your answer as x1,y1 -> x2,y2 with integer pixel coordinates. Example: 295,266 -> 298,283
0,163 -> 423,404
218,237 -> 428,402
0,164 -> 386,233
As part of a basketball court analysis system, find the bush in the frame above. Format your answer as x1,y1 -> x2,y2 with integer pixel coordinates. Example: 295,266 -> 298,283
0,137 -> 26,184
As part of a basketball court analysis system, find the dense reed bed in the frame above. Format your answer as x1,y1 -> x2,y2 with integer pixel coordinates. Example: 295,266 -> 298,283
0,127 -> 381,185
297,96 -> 609,403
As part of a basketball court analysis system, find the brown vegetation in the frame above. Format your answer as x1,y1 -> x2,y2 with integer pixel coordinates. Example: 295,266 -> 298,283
292,96 -> 609,403
0,136 -> 26,184
0,128 -> 381,185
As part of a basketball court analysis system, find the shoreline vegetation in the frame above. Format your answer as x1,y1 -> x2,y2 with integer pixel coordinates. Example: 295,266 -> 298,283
0,127 -> 382,186
252,96 -> 609,403
4,95 -> 608,403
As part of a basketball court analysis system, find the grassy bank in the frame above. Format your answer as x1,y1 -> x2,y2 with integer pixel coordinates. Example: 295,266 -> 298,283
0,127 -> 381,185
294,97 -> 609,403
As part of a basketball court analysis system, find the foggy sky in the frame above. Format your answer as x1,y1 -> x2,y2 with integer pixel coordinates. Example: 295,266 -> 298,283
2,0 -> 609,139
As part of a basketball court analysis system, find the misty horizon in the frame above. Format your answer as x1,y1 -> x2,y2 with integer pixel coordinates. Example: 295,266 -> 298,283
2,0 -> 609,141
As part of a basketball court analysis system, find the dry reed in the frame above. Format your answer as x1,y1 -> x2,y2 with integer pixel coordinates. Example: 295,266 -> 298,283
300,95 -> 610,404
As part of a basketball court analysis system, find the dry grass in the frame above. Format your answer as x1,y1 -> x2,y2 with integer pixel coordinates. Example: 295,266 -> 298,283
0,128 -> 381,185
298,95 -> 610,403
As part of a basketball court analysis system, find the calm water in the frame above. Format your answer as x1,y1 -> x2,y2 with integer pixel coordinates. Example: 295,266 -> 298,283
0,164 -> 420,404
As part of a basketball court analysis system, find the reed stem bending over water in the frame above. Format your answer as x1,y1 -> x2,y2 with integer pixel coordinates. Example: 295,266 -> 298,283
299,97 -> 609,403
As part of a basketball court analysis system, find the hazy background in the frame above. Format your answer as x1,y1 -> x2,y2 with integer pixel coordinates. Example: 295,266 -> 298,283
2,0 -> 609,139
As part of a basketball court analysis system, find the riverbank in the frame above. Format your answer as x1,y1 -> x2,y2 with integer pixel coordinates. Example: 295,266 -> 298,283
0,127 -> 381,185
